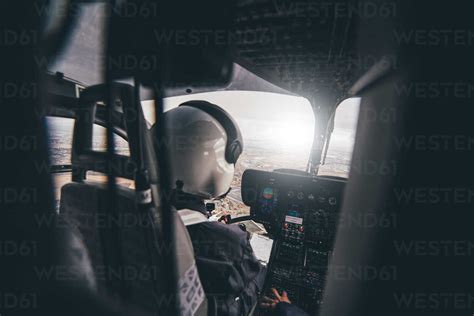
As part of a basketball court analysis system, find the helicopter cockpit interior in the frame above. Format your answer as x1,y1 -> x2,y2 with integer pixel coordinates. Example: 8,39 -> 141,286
1,1 -> 472,316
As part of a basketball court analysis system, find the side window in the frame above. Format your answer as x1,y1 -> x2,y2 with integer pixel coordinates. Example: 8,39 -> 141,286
92,124 -> 130,156
47,117 -> 74,211
48,116 -> 75,166
46,116 -> 132,211
318,98 -> 360,178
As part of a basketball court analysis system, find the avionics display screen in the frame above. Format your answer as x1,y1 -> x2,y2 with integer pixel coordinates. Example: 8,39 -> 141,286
287,209 -> 301,217
262,187 -> 275,200
255,186 -> 278,223
259,187 -> 278,216
285,208 -> 303,224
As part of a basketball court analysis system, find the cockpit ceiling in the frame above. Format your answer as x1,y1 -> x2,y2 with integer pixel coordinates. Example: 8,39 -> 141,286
234,0 -> 359,100
49,3 -> 293,98
50,0 -> 362,101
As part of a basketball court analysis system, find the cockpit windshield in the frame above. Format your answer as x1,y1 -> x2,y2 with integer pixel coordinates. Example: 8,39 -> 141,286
47,91 -> 359,217
158,91 -> 314,216
157,92 -> 359,217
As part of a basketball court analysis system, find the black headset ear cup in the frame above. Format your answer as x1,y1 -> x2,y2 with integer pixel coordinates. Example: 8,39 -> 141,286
227,140 -> 242,163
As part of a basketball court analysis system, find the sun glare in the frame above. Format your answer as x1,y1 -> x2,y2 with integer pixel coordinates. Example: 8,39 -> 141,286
267,119 -> 314,152
149,90 -> 316,156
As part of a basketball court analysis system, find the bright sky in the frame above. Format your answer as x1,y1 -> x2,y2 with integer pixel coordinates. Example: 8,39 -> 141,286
143,91 -> 314,152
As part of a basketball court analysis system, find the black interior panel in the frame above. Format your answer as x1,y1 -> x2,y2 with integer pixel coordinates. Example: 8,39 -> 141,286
242,169 -> 346,314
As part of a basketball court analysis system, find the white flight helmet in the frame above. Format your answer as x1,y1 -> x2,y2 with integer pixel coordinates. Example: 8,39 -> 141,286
154,100 -> 243,199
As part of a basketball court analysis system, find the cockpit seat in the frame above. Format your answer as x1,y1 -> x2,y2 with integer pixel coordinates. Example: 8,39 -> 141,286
60,181 -> 165,312
59,83 -> 208,316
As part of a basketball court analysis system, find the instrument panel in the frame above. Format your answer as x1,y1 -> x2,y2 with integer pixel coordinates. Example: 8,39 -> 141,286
241,169 -> 346,314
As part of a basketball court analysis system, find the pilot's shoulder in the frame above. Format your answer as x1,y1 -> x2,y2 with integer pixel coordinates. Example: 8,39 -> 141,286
199,221 -> 248,244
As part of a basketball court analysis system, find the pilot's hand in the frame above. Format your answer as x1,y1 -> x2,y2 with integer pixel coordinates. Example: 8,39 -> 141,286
260,288 -> 291,309
218,214 -> 232,224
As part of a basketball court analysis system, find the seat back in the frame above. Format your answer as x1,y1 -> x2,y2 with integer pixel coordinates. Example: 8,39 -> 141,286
60,83 -> 207,315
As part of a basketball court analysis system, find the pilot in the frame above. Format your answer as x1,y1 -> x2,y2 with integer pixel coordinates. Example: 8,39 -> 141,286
151,101 -> 265,316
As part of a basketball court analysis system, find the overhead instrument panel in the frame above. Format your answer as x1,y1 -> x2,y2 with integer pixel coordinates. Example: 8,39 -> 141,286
241,169 -> 346,314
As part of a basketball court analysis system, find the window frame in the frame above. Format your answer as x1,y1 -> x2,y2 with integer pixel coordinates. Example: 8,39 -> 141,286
47,114 -> 130,174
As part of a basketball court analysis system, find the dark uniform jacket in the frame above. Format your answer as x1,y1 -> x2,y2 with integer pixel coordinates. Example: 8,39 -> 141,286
173,192 -> 266,316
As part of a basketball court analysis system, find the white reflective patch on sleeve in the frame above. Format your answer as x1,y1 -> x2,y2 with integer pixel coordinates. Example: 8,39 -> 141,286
178,209 -> 208,226
178,263 -> 205,316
